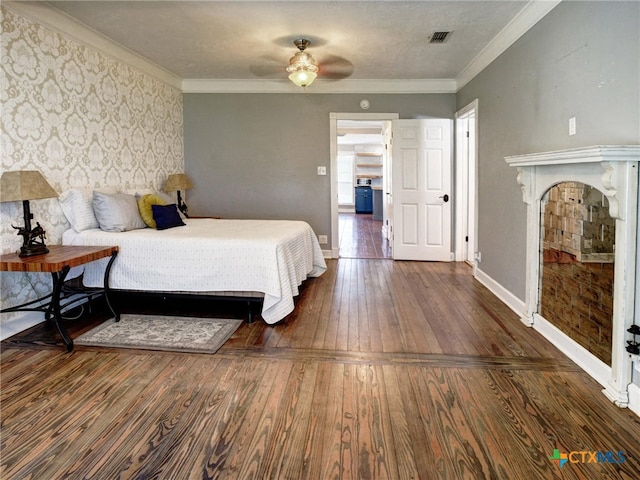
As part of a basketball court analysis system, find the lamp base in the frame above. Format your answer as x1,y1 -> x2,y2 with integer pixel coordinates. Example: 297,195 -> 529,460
13,217 -> 50,257
19,244 -> 49,257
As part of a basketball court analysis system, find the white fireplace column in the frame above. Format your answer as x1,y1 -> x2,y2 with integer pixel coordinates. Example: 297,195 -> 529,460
506,145 -> 639,407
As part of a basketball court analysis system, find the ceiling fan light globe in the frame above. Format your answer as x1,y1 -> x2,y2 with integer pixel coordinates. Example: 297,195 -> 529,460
288,69 -> 317,87
287,51 -> 318,71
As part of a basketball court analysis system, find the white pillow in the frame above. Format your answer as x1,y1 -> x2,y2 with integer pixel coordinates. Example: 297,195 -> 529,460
58,188 -> 99,232
93,191 -> 147,232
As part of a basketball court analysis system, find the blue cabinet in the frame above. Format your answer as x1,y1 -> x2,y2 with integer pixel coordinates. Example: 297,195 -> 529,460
355,186 -> 373,213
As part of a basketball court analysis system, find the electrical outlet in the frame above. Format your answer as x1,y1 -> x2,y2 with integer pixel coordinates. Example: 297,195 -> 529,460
318,235 -> 328,244
317,166 -> 327,176
475,251 -> 482,262
569,117 -> 576,136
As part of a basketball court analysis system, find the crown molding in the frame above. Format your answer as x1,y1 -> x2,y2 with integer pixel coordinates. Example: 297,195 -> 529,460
3,1 -> 182,89
182,78 -> 457,94
4,0 -> 560,95
455,0 -> 562,91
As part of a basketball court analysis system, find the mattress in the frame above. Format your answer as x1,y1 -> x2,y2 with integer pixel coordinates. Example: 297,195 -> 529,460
62,218 -> 327,323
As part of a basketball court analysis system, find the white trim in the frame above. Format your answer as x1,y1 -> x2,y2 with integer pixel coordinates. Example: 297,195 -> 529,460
473,267 -> 526,319
184,79 -> 310,94
456,0 -> 562,90
3,1 -> 182,89
0,311 -> 44,341
183,78 -> 457,94
455,98 -> 479,118
454,99 -> 478,263
533,313 -> 612,391
505,145 -> 640,167
330,113 -> 399,257
629,381 -> 640,417
1,294 -> 93,340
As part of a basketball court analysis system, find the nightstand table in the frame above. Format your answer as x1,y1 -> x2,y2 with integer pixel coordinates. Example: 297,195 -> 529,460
1,245 -> 119,351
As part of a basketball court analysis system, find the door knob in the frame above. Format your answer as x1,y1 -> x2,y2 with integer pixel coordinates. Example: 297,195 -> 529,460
439,194 -> 449,202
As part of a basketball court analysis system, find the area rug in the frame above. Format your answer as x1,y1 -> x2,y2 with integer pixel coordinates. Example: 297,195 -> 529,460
75,314 -> 243,354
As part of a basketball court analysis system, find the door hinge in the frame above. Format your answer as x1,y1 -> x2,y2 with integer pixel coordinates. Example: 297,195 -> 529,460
465,236 -> 469,242
466,131 -> 470,138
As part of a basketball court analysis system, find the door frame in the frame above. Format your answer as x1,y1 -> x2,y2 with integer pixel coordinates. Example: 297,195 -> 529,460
454,99 -> 479,265
330,112 -> 399,258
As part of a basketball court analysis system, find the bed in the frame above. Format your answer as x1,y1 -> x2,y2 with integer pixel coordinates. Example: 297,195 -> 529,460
62,218 -> 327,323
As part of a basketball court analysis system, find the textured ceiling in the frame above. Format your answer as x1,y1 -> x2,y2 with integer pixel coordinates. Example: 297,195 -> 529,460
45,1 -> 530,82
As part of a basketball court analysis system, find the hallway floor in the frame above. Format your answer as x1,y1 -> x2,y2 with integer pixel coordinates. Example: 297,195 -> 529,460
339,212 -> 391,259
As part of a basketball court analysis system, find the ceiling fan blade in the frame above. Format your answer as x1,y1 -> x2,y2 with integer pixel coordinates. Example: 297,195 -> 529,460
318,55 -> 354,80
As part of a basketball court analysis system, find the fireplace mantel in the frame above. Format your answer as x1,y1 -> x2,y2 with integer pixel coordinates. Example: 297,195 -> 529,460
506,145 -> 639,407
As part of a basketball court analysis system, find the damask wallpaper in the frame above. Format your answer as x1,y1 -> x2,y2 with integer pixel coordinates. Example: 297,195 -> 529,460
0,7 -> 184,327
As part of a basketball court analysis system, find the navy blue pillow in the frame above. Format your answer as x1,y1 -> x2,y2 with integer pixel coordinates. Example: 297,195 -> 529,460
151,203 -> 185,230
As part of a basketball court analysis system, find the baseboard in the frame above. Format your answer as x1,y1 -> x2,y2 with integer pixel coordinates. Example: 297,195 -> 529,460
474,267 -> 526,317
473,266 -> 637,414
0,311 -> 45,341
322,249 -> 333,259
629,382 -> 640,417
533,313 -> 611,389
1,294 -> 90,340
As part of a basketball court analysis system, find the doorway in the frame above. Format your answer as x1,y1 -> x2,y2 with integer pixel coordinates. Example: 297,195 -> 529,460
330,112 -> 399,258
455,100 -> 478,265
336,118 -> 390,258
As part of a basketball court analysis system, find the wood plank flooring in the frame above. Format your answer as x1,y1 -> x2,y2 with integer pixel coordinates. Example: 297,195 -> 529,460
339,213 -> 391,259
2,259 -> 640,479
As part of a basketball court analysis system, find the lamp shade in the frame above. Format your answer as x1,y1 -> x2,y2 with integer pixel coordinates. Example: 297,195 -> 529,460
0,170 -> 58,202
163,173 -> 193,192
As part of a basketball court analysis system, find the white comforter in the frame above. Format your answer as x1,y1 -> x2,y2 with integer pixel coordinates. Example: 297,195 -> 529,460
62,218 -> 327,323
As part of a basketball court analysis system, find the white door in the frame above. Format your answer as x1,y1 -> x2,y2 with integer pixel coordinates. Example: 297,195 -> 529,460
337,153 -> 355,206
392,119 -> 452,261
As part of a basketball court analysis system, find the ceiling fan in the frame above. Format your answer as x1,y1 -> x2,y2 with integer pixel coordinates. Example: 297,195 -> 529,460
250,37 -> 354,87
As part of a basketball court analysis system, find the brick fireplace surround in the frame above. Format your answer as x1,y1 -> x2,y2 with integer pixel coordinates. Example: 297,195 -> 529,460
506,145 -> 639,409
540,182 -> 615,366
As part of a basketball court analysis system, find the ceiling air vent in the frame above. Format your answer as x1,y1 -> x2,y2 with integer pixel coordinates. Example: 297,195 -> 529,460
429,31 -> 451,44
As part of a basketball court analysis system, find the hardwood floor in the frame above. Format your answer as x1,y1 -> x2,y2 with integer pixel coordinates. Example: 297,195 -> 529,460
2,259 -> 640,479
339,213 -> 391,259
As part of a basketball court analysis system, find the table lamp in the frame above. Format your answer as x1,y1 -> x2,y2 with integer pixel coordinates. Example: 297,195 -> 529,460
164,173 -> 193,217
0,170 -> 59,257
